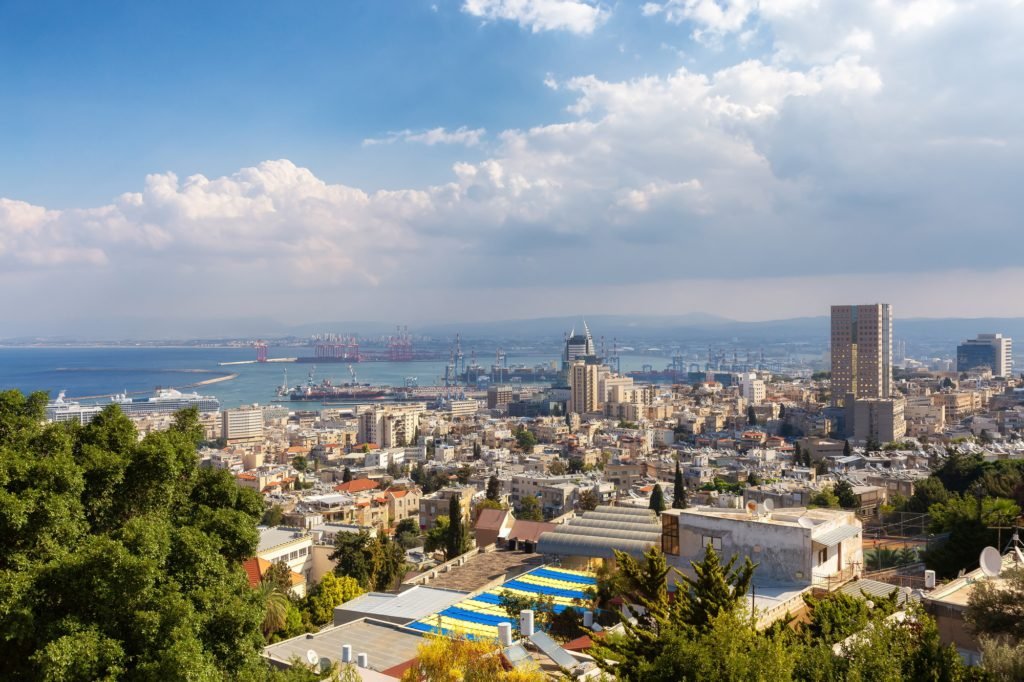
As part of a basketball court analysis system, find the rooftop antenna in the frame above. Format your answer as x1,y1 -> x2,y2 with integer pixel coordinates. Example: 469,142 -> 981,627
763,498 -> 774,514
979,546 -> 1003,578
306,650 -> 320,667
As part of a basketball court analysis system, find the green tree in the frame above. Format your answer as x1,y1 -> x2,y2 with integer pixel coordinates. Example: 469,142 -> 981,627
676,543 -> 756,630
261,503 -> 285,527
843,439 -> 852,457
577,488 -> 599,512
330,531 -> 375,588
517,494 -> 544,521
486,475 -> 501,501
291,455 -> 307,472
472,442 -> 482,459
342,467 -> 353,483
0,395 -> 279,680
906,476 -> 951,513
424,515 -> 450,556
809,488 -> 840,508
257,581 -> 291,638
445,495 -> 467,560
304,572 -> 365,626
548,458 -> 567,475
672,460 -> 687,509
262,559 -> 295,595
514,426 -> 537,451
747,405 -> 757,426
833,479 -> 858,508
966,565 -> 1024,642
649,483 -> 666,514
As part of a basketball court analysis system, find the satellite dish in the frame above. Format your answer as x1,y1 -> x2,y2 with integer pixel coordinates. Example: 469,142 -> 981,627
306,650 -> 320,666
763,499 -> 775,513
980,547 -> 1002,577
798,516 -> 815,529
746,500 -> 758,514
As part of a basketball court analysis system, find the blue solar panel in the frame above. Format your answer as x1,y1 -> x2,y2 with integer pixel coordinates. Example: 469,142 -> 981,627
503,580 -> 588,600
529,569 -> 597,585
438,606 -> 514,627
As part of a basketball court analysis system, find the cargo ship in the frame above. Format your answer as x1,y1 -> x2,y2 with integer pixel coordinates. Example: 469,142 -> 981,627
284,367 -> 393,401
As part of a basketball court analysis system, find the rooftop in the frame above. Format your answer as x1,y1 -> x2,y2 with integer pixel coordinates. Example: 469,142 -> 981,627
334,586 -> 469,625
263,618 -> 425,673
257,527 -> 310,554
420,550 -> 545,592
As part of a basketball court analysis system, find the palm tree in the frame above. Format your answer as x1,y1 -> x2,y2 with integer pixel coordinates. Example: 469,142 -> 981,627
257,580 -> 290,638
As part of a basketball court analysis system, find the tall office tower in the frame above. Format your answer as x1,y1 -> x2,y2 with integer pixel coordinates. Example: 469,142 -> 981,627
569,361 -> 600,415
830,304 -> 893,406
957,333 -> 1013,377
562,321 -> 596,371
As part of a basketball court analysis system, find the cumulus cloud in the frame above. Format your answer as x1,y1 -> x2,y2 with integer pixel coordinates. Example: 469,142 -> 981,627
462,0 -> 608,34
2,0 -> 1022,324
362,126 -> 486,147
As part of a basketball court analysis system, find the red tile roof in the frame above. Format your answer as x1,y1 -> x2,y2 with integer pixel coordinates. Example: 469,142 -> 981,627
241,557 -> 271,588
508,519 -> 556,544
474,508 -> 510,531
334,478 -> 380,494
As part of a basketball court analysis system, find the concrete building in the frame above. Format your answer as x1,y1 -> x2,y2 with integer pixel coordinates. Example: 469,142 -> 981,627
357,404 -> 424,448
486,385 -> 513,410
569,361 -> 600,415
957,333 -> 1013,377
661,506 -> 864,590
739,373 -> 767,405
847,397 -> 906,444
256,527 -> 314,590
831,303 -> 893,406
418,486 -> 475,531
222,406 -> 265,444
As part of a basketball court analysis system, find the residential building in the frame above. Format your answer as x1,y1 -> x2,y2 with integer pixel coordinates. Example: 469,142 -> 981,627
222,406 -> 265,444
660,506 -> 864,590
256,527 -> 314,590
569,361 -> 600,415
418,486 -> 475,531
957,333 -> 1013,377
357,404 -> 424,448
739,373 -> 766,405
830,304 -> 893,406
847,397 -> 906,444
486,385 -> 513,409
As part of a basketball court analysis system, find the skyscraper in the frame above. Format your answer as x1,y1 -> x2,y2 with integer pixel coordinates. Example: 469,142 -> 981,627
830,304 -> 893,406
569,361 -> 600,415
957,333 -> 1013,377
562,321 -> 596,370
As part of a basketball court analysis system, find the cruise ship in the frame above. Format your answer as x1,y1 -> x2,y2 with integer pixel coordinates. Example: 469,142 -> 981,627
46,392 -> 105,424
110,389 -> 221,415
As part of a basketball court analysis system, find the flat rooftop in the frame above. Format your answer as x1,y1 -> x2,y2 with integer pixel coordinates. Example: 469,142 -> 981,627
334,586 -> 469,624
422,550 -> 545,592
663,506 -> 851,529
263,618 -> 424,673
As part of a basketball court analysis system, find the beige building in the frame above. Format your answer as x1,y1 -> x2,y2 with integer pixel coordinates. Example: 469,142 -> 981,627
848,396 -> 906,444
222,406 -> 265,444
830,304 -> 893,406
418,486 -> 475,531
357,403 -> 425,447
569,361 -> 600,415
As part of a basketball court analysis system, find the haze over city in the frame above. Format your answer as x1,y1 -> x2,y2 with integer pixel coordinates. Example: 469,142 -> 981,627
3,1 -> 1023,335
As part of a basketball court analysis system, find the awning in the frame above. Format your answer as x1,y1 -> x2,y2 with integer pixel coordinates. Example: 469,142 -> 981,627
814,524 -> 861,547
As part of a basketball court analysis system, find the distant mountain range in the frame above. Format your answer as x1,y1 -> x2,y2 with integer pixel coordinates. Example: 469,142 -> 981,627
6,313 -> 1024,347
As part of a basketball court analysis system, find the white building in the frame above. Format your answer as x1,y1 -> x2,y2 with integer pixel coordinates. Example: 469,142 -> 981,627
739,373 -> 766,405
222,406 -> 265,444
357,403 -> 425,447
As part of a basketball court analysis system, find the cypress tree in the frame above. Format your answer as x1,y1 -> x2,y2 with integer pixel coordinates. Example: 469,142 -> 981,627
672,460 -> 686,509
843,440 -> 852,457
342,466 -> 353,483
446,494 -> 464,560
649,483 -> 666,514
486,475 -> 500,502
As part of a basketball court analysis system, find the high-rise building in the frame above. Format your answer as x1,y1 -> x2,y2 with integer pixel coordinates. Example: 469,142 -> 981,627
569,361 -> 600,415
957,333 -> 1013,377
562,321 -> 596,371
357,403 -> 425,447
222,406 -> 265,444
830,304 -> 893,406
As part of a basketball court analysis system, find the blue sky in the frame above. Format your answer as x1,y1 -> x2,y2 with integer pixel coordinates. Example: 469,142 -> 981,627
1,0 -> 1023,335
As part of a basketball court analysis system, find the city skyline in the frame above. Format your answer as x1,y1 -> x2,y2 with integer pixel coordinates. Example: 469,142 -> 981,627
2,2 -> 1023,331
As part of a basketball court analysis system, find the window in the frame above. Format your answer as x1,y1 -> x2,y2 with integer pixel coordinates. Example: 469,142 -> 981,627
701,535 -> 722,552
818,547 -> 829,565
661,514 -> 679,556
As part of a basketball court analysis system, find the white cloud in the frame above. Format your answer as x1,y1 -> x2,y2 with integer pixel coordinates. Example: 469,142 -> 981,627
462,0 -> 608,34
2,0 -> 1022,324
363,126 -> 486,147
